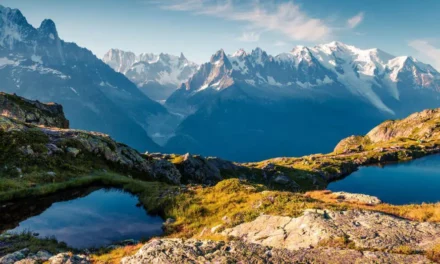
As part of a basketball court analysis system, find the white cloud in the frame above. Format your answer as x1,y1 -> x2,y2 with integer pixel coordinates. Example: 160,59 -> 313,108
408,40 -> 440,70
237,31 -> 260,42
150,0 -> 331,42
347,12 -> 364,29
274,41 -> 287,47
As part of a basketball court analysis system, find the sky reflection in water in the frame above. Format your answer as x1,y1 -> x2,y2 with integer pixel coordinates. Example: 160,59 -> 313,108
9,188 -> 163,248
328,155 -> 440,205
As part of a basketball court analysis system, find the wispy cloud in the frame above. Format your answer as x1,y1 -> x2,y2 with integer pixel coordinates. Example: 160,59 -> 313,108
408,40 -> 440,70
347,12 -> 364,29
149,0 -> 331,42
237,31 -> 260,42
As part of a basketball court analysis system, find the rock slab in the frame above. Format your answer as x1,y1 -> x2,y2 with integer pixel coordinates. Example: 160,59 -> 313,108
223,209 -> 440,251
122,238 -> 432,264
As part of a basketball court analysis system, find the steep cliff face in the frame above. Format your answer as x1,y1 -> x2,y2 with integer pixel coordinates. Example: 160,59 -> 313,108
0,92 -> 69,128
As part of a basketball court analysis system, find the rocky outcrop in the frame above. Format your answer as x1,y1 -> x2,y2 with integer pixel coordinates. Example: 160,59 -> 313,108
171,154 -> 240,185
48,253 -> 90,264
177,153 -> 222,184
0,249 -> 88,264
334,108 -> 440,149
367,109 -> 440,143
223,209 -> 440,252
331,191 -> 382,205
0,115 -> 181,184
0,92 -> 69,128
122,238 -> 432,264
0,114 -> 248,186
333,135 -> 369,154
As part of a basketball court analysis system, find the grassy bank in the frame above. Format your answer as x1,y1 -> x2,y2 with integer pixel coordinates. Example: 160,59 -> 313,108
0,171 -> 177,213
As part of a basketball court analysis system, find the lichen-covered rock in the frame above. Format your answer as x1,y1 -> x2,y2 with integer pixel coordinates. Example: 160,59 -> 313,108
331,191 -> 382,205
334,135 -> 369,154
0,92 -> 69,128
223,209 -> 440,252
121,238 -> 432,264
48,253 -> 90,264
0,248 -> 30,264
13,250 -> 53,264
0,249 -> 53,264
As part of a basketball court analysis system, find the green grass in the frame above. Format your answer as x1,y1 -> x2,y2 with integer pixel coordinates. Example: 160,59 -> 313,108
0,231 -> 71,256
0,171 -> 176,214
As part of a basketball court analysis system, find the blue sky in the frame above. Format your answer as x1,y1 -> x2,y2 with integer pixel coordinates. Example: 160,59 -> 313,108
1,0 -> 439,68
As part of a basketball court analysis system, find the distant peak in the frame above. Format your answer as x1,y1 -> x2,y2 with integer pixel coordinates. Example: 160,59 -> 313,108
251,47 -> 264,55
211,49 -> 227,63
232,48 -> 247,57
0,5 -> 30,28
291,45 -> 311,57
0,5 -> 21,16
109,48 -> 123,53
38,19 -> 59,39
179,52 -> 186,60
327,41 -> 346,47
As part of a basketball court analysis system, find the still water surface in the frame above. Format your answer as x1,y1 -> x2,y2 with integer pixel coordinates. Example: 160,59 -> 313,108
7,188 -> 163,248
328,155 -> 440,205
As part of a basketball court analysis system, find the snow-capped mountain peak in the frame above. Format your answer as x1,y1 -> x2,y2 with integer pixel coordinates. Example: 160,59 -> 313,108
232,48 -> 247,57
210,49 -> 228,64
169,42 -> 440,115
0,6 -> 35,49
102,49 -> 199,100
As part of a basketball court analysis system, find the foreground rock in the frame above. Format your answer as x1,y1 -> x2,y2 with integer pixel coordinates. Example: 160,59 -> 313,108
223,209 -> 440,252
122,238 -> 432,264
48,253 -> 90,264
0,249 -> 90,264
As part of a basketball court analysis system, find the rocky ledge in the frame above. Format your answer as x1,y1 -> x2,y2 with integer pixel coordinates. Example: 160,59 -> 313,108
331,191 -> 382,205
222,209 -> 440,252
121,238 -> 433,264
0,92 -> 69,129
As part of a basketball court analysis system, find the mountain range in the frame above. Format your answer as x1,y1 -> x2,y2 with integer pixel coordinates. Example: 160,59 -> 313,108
0,5 -> 168,152
163,42 -> 440,161
103,49 -> 198,101
1,4 -> 440,162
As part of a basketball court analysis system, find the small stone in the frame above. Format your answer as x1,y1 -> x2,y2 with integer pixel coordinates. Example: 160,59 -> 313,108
46,171 -> 56,177
35,250 -> 52,261
20,145 -> 34,155
211,224 -> 223,233
262,163 -> 275,171
273,175 -> 291,185
164,218 -> 176,225
66,147 -> 80,157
